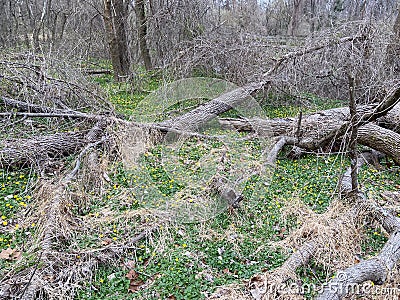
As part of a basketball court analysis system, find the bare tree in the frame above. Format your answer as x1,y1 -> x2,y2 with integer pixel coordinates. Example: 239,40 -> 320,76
103,0 -> 131,81
135,0 -> 152,70
386,8 -> 400,74
287,0 -> 304,36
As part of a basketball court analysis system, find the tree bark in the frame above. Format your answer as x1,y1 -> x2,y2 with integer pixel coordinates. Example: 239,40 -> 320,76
220,98 -> 400,165
0,132 -> 87,169
135,0 -> 152,71
287,0 -> 304,36
386,9 -> 400,74
317,206 -> 400,300
158,82 -> 263,130
103,0 -> 130,81
0,121 -> 106,169
358,124 -> 400,165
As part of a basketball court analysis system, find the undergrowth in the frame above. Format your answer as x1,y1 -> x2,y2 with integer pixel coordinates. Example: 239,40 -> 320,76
1,71 -> 399,300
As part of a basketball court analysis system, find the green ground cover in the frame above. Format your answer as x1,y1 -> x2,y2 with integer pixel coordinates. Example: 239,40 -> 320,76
1,71 -> 399,299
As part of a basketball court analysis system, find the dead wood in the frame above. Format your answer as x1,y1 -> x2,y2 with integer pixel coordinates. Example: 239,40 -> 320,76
0,132 -> 87,169
159,35 -> 360,131
1,96 -> 100,119
311,83 -> 400,150
1,36 -> 363,175
0,120 -> 107,169
245,145 -> 398,300
219,86 -> 400,165
317,150 -> 400,299
158,82 -> 264,130
357,124 -> 400,165
219,104 -> 400,141
0,34 -> 395,300
83,69 -> 112,75
211,176 -> 243,209
317,203 -> 400,300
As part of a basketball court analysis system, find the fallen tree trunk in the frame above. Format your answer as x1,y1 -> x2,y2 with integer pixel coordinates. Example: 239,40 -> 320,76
158,82 -> 263,130
317,202 -> 400,300
1,96 -> 99,119
0,120 -> 107,169
219,94 -> 400,164
159,36 -> 360,131
219,82 -> 400,139
0,132 -> 87,168
358,124 -> 400,165
219,103 -> 400,138
317,151 -> 400,300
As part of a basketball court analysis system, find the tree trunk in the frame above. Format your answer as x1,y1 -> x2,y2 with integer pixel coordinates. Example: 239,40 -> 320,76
219,101 -> 400,164
32,0 -> 49,51
0,121 -> 106,169
103,0 -> 130,81
386,9 -> 400,74
158,82 -> 263,130
135,0 -> 152,71
287,0 -> 304,36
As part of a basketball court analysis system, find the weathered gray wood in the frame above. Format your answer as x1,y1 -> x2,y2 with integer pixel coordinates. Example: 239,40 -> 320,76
219,102 -> 400,138
358,124 -> 400,165
317,228 -> 400,300
158,82 -> 263,130
1,96 -> 95,118
0,120 -> 107,169
219,100 -> 400,164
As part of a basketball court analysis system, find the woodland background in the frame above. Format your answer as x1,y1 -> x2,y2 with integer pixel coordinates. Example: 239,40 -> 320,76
1,1 -> 400,299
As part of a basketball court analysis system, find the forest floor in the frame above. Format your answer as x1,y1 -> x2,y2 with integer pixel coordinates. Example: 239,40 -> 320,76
1,70 -> 399,299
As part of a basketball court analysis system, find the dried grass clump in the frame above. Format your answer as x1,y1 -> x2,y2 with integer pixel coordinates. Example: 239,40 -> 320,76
0,140 -> 168,299
217,197 -> 372,300
114,124 -> 160,168
276,198 -> 365,272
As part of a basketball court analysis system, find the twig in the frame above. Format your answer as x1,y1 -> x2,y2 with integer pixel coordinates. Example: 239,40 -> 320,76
296,111 -> 303,145
20,251 -> 43,299
64,137 -> 107,182
348,72 -> 359,193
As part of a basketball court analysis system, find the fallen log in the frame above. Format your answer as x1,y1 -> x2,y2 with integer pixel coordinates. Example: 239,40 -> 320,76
317,202 -> 400,300
219,103 -> 400,139
358,124 -> 400,165
1,96 -> 99,119
0,132 -> 87,168
0,120 -> 107,169
159,36 -> 360,131
219,92 -> 400,164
